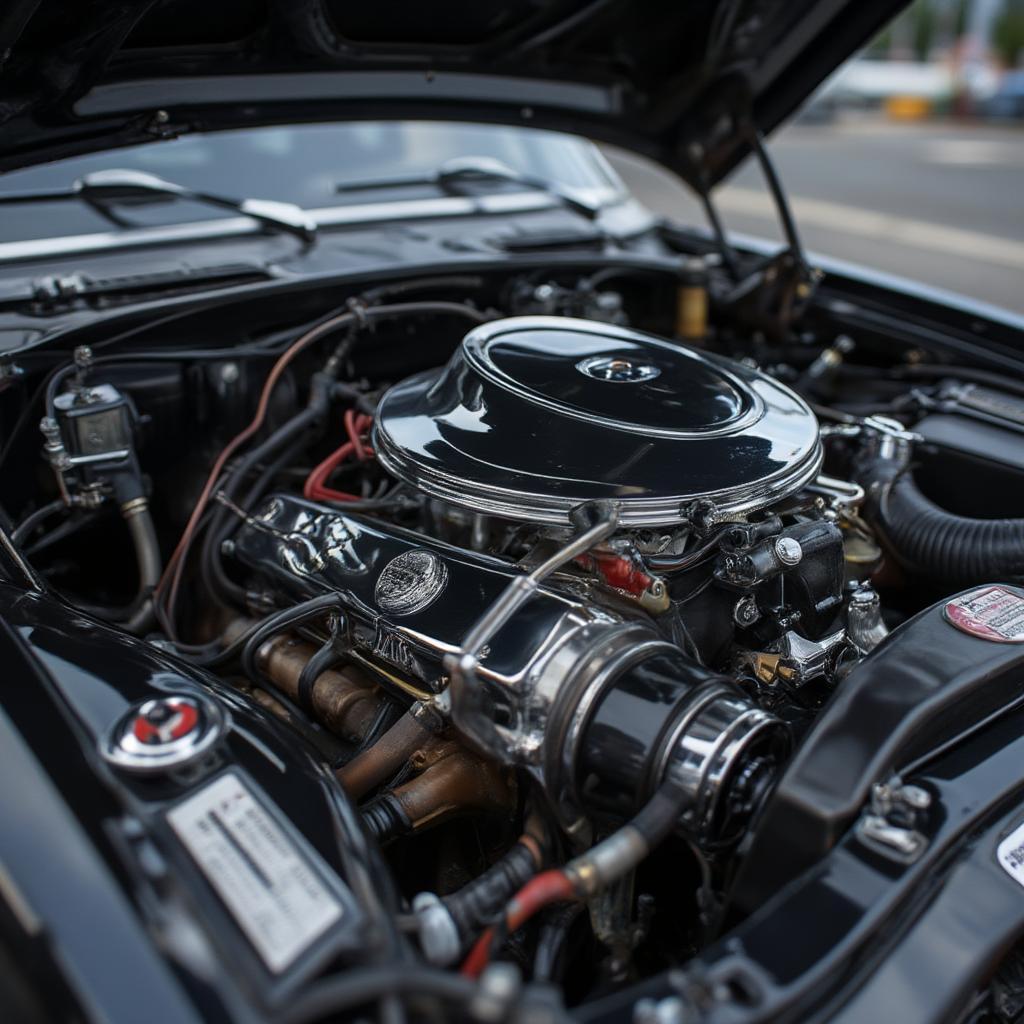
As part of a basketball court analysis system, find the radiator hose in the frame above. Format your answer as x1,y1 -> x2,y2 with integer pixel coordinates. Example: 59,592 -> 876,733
867,459 -> 1024,586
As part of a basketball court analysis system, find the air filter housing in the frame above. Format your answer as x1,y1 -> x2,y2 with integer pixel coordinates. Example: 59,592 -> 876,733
374,317 -> 821,527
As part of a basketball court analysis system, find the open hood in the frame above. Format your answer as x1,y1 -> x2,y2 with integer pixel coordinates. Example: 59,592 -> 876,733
0,1 -> 906,188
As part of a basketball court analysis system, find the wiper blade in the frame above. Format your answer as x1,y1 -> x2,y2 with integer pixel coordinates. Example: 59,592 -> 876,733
11,260 -> 274,313
335,155 -> 602,221
0,169 -> 317,244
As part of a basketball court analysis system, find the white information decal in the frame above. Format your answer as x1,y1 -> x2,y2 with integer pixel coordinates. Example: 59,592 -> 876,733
167,772 -> 342,972
997,820 -> 1024,888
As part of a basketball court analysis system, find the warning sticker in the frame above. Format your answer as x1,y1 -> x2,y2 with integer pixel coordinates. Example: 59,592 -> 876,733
997,820 -> 1024,887
167,772 -> 343,972
944,586 -> 1024,644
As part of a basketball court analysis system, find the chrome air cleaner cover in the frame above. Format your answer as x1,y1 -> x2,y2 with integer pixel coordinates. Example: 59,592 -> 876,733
374,317 -> 822,527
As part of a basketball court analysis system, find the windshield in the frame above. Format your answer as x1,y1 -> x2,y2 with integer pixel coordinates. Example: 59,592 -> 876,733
0,121 -> 623,243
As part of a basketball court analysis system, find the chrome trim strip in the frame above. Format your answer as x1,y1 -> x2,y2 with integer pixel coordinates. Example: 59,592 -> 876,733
0,187 -> 623,265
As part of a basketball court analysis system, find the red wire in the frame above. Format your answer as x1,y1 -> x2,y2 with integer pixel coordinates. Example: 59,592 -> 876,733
460,869 -> 577,978
344,408 -> 368,461
157,299 -> 483,636
304,441 -> 357,501
304,413 -> 375,503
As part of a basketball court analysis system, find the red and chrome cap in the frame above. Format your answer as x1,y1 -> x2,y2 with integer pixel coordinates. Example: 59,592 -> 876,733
101,693 -> 225,773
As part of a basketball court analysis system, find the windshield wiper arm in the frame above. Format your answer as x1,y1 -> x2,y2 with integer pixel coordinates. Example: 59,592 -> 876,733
335,155 -> 602,221
0,169 -> 317,244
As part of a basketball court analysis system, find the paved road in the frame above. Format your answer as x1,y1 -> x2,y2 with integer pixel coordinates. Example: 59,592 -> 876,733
604,117 -> 1024,315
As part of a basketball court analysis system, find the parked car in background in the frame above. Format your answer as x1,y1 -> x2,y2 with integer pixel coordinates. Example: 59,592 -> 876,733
984,69 -> 1024,119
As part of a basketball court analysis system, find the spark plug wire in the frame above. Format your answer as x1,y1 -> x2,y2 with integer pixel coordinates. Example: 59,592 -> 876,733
155,299 -> 489,637
303,411 -> 375,503
155,309 -> 357,634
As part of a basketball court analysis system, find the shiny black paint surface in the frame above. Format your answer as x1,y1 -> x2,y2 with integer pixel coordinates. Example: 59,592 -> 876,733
0,584 -> 368,1022
577,651 -> 724,819
0,1 -> 903,193
732,586 -> 1024,915
578,698 -> 1024,1024
480,327 -> 751,432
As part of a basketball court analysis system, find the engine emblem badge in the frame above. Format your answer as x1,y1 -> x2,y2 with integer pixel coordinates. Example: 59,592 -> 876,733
576,355 -> 661,383
944,585 -> 1024,643
375,549 -> 449,616
101,693 -> 225,774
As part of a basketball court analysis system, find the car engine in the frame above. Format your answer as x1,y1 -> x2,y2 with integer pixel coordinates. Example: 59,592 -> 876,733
230,315 -> 816,850
4,267 -> 1024,1020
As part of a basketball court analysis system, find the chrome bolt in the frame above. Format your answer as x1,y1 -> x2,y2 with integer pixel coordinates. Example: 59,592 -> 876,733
774,536 -> 803,567
850,585 -> 880,607
899,784 -> 931,811
733,595 -> 760,627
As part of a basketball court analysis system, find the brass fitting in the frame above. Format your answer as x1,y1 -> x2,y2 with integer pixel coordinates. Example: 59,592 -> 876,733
676,256 -> 708,342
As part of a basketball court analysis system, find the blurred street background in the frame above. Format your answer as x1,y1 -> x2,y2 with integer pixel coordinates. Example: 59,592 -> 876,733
605,0 -> 1024,314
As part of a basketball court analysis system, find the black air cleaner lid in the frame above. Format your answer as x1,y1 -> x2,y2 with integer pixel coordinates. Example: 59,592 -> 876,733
374,317 -> 821,527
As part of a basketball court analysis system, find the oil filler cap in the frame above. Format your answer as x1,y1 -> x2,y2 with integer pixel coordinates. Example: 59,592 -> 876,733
101,692 -> 226,774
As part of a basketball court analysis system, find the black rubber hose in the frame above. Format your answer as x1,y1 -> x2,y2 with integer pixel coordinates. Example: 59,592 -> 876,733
203,432 -> 311,608
123,503 -> 162,634
362,794 -> 413,844
871,462 -> 1024,585
444,841 -> 539,939
200,403 -> 324,606
48,503 -> 162,633
10,498 -> 160,633
179,592 -> 341,669
533,904 -> 584,983
11,500 -> 67,545
565,776 -> 689,898
296,635 -> 344,712
22,507 -> 102,557
239,594 -> 346,684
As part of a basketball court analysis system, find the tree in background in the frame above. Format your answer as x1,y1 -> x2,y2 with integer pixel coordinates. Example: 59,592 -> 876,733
953,0 -> 972,37
911,0 -> 939,58
993,0 -> 1024,65
865,0 -> 999,62
868,0 -> 953,59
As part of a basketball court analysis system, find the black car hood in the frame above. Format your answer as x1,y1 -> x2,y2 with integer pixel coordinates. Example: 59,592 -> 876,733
0,0 -> 905,188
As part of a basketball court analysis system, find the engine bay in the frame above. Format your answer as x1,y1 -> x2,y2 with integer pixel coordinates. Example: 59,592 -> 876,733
3,261 -> 1024,1020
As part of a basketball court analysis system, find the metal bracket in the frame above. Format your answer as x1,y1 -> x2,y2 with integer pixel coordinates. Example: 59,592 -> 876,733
444,500 -> 620,760
856,780 -> 931,863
